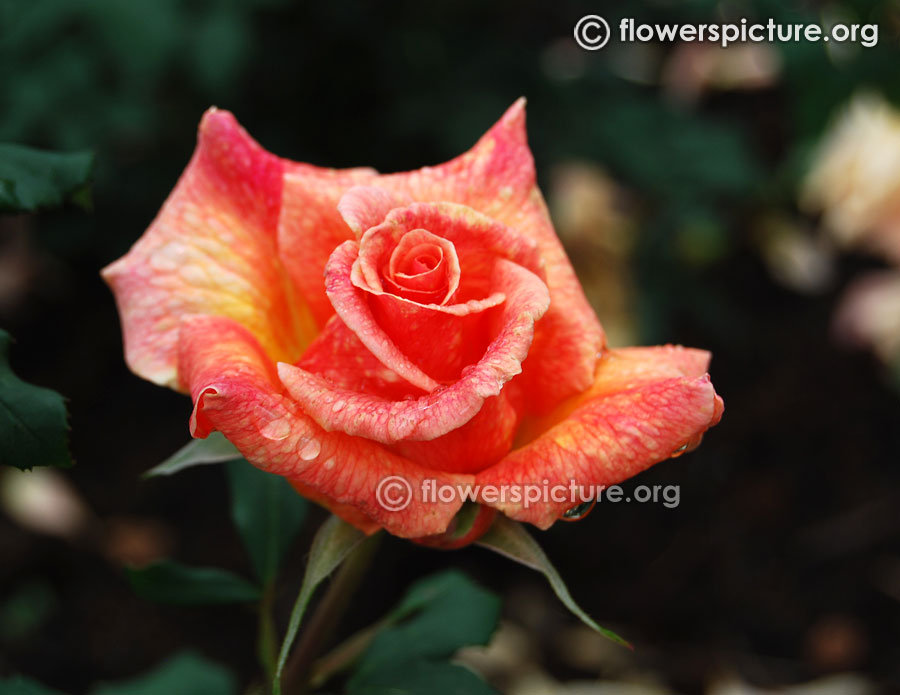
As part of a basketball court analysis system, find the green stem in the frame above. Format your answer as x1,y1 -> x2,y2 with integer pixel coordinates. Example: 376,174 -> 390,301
308,620 -> 385,690
281,533 -> 381,694
258,582 -> 278,686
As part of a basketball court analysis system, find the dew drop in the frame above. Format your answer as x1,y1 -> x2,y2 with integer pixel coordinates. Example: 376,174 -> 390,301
299,439 -> 321,461
670,443 -> 689,458
332,399 -> 346,413
561,499 -> 596,521
323,457 -> 336,470
259,418 -> 291,441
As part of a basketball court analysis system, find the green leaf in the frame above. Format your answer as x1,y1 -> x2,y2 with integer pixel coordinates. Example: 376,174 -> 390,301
89,650 -> 236,695
273,515 -> 366,695
477,515 -> 631,649
142,432 -> 241,478
0,675 -> 67,695
225,459 -> 308,584
349,660 -> 495,695
0,330 -> 72,471
343,570 -> 500,695
127,560 -> 261,605
0,144 -> 94,213
356,570 -> 501,676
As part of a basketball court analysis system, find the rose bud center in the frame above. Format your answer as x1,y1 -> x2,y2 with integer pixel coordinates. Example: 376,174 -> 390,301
382,228 -> 459,305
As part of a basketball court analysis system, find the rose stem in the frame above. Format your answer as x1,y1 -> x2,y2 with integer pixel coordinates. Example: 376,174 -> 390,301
281,532 -> 382,694
257,582 -> 278,683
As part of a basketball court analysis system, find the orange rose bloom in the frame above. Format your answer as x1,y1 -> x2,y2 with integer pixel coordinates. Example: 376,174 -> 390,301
103,101 -> 723,543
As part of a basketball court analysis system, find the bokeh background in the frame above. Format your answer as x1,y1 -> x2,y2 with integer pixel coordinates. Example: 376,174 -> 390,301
2,0 -> 900,693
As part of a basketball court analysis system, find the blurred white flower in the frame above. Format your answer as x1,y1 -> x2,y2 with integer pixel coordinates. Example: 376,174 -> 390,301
833,270 -> 900,363
801,93 -> 900,264
0,467 -> 89,539
756,214 -> 836,294
661,42 -> 780,104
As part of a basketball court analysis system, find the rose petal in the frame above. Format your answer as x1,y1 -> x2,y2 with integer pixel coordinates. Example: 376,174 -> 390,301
279,258 -> 550,446
475,347 -> 724,528
178,314 -> 471,538
514,344 -> 715,445
386,229 -> 458,302
393,390 -> 522,474
277,170 -> 379,328
337,185 -> 410,237
351,201 -> 544,301
356,227 -> 460,304
326,241 -> 442,392
296,316 -> 525,474
101,108 -> 316,389
366,291 -> 504,382
378,100 -> 605,411
340,200 -> 545,381
295,315 -> 425,401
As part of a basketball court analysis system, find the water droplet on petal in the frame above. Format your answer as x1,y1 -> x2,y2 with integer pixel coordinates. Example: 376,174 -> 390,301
259,418 -> 291,441
299,439 -> 321,461
323,457 -> 336,470
670,434 -> 704,458
332,399 -> 346,413
670,443 -> 689,458
561,499 -> 596,521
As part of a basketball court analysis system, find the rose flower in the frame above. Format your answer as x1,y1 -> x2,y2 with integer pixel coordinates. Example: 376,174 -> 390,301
103,100 -> 723,545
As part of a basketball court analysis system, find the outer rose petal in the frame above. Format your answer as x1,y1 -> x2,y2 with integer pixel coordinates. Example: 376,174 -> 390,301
475,347 -> 724,528
377,99 -> 605,411
337,186 -> 411,237
102,109 -> 316,389
178,314 -> 471,538
514,344 -> 715,444
278,169 -> 379,327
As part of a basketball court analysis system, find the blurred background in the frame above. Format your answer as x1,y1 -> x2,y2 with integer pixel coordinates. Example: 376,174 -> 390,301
2,0 -> 900,693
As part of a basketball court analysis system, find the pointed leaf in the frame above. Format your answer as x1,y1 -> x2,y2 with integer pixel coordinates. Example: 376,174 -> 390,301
0,144 -> 94,213
127,560 -> 261,605
311,571 -> 501,693
225,460 -> 308,583
0,330 -> 72,471
273,515 -> 366,695
354,570 -> 500,679
477,515 -> 631,648
142,432 -> 241,478
89,651 -> 236,695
